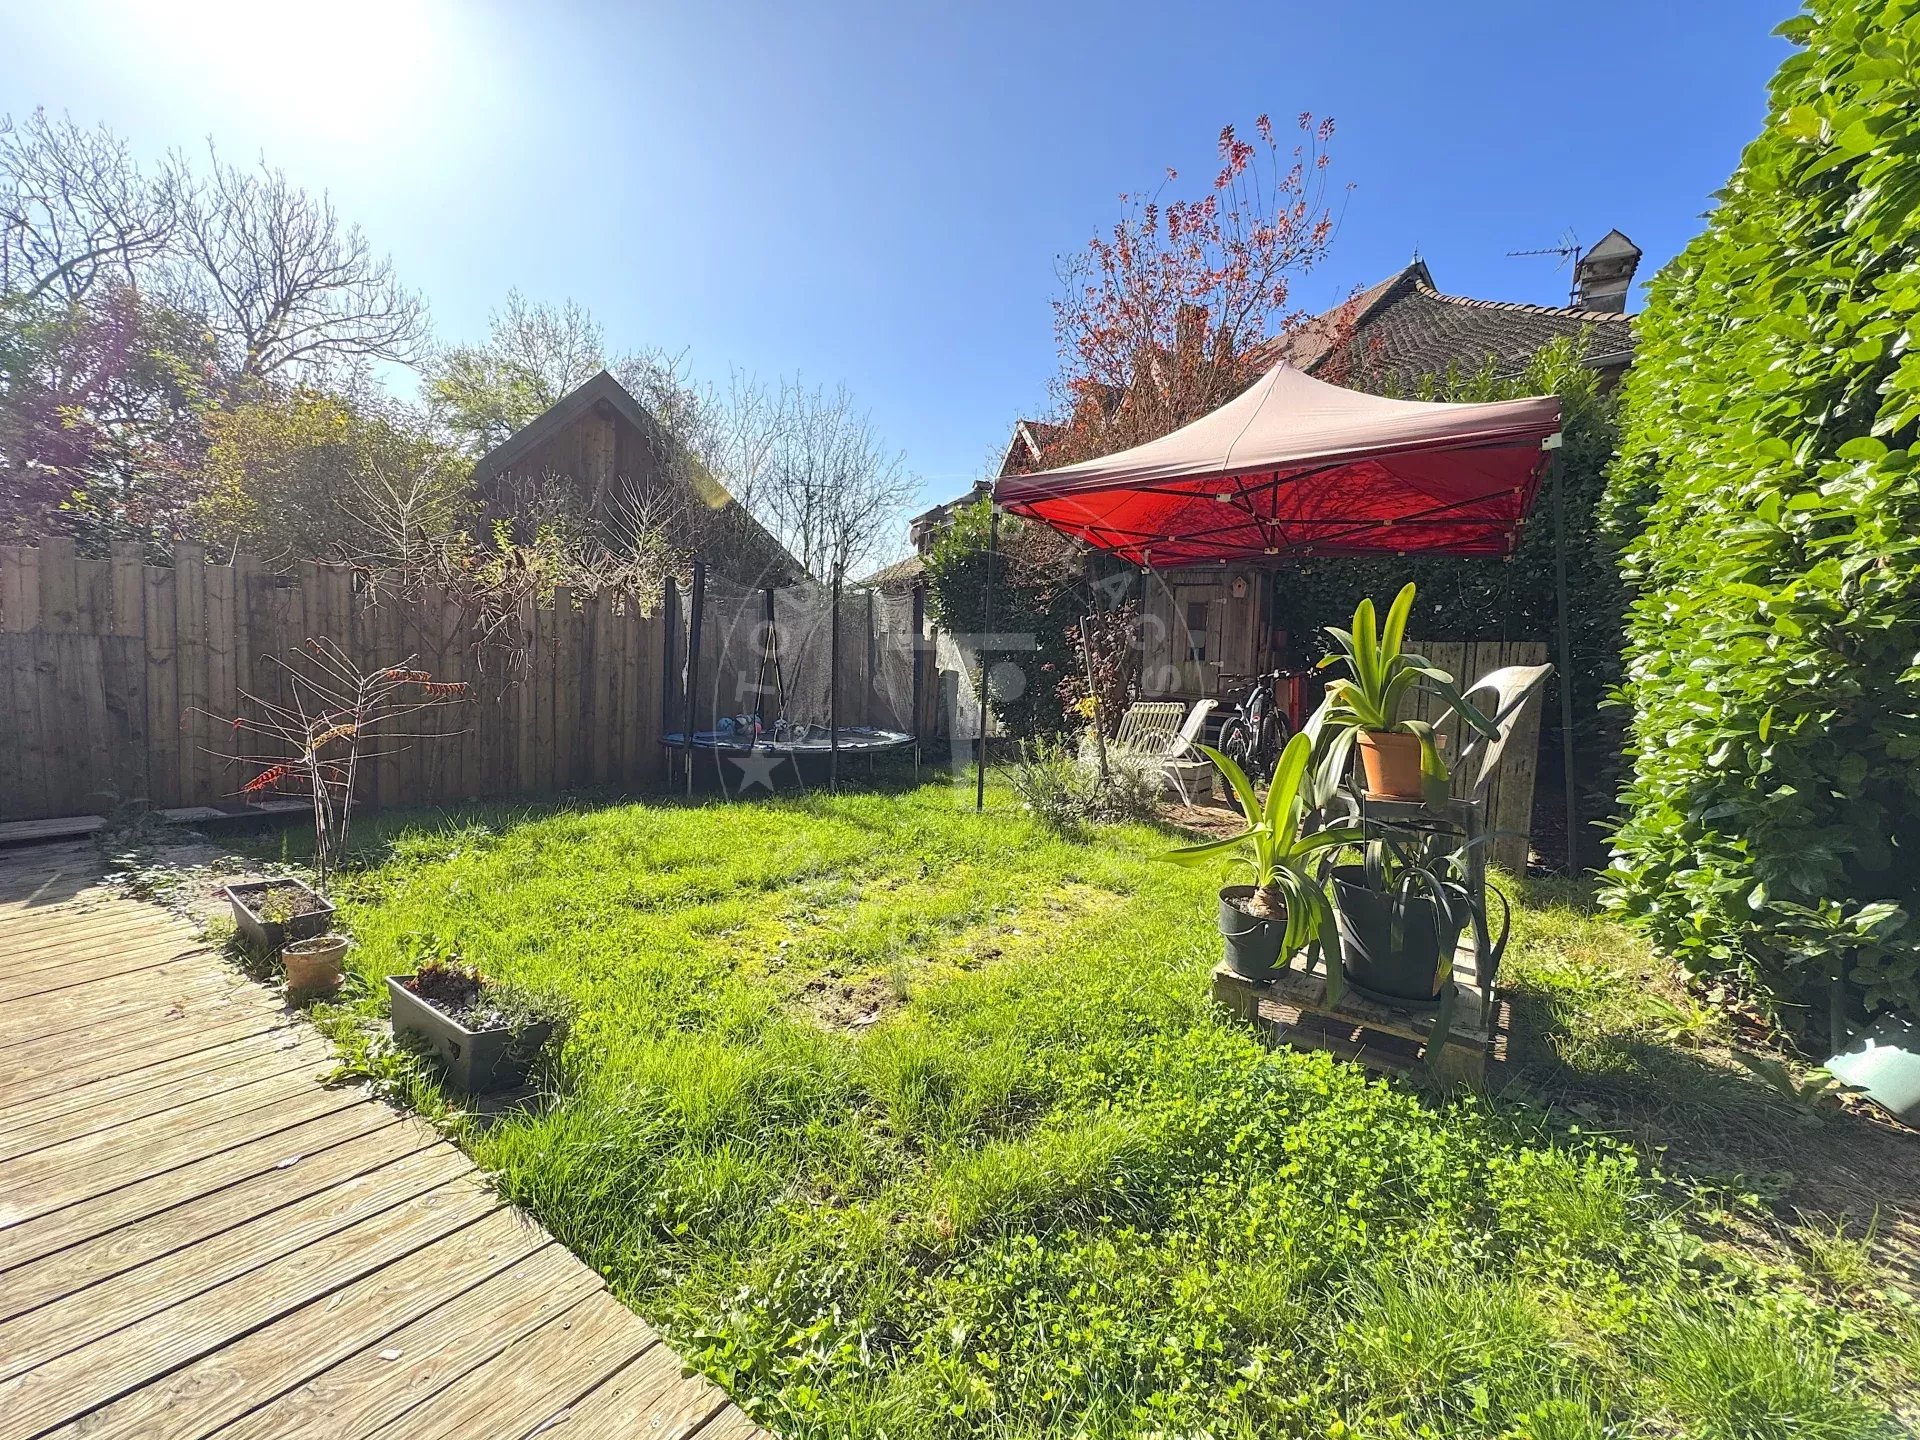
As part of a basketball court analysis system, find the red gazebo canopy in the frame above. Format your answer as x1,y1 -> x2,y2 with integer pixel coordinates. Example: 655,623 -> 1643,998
993,362 -> 1561,565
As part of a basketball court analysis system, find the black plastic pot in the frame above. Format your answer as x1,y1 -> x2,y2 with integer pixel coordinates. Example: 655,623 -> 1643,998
387,976 -> 553,1093
225,879 -> 334,953
1328,864 -> 1464,1007
1219,885 -> 1287,980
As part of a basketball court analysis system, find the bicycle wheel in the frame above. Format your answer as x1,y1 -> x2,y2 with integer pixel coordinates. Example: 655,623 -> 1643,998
1218,716 -> 1257,781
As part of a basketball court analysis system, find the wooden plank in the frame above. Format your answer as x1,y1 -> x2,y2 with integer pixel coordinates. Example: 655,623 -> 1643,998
591,591 -> 615,785
0,637 -> 31,822
543,1329 -> 734,1438
72,554 -> 110,633
367,579 -> 396,811
537,602 -> 558,794
3,1003 -> 298,1109
0,1144 -> 476,1383
0,1178 -> 498,1437
0,636 -> 53,822
30,634 -> 76,818
0,809 -> 98,844
0,901 -> 196,951
0,1114 -> 437,1323
695,1406 -> 774,1440
71,634 -> 119,814
141,564 -> 179,810
0,948 -> 234,1029
44,1208 -> 554,1440
0,1067 -> 362,1221
0,959 -> 247,1047
0,542 -> 40,633
213,1243 -> 602,1440
552,586 -> 576,791
0,1029 -> 330,1152
108,541 -> 143,637
100,632 -> 149,809
515,596 -> 537,794
175,542 -> 211,806
221,557 -> 248,803
0,1105 -> 406,1274
36,535 -> 78,633
0,1062 -> 352,1207
0,1029 -> 331,1155
367,1291 -> 658,1440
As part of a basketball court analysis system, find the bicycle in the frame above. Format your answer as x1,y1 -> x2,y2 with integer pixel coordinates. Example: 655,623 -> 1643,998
1216,669 -> 1300,784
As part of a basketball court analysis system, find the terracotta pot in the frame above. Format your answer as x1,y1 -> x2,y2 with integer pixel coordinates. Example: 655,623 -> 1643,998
1356,729 -> 1424,799
283,933 -> 348,995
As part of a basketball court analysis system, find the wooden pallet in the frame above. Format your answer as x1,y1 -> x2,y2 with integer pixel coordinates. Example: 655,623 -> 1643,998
1211,943 -> 1507,1087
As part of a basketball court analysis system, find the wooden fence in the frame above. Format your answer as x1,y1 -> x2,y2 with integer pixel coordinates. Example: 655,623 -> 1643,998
1406,638 -> 1551,877
0,540 -> 668,823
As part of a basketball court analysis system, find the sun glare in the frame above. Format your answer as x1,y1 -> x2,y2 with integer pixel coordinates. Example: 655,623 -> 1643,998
107,0 -> 468,145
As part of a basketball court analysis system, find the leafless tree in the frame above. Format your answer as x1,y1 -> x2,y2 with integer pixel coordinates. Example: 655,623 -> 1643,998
170,143 -> 427,380
762,379 -> 916,582
0,109 -> 182,304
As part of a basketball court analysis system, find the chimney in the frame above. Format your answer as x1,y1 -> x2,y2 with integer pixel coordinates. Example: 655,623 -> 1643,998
1572,230 -> 1641,312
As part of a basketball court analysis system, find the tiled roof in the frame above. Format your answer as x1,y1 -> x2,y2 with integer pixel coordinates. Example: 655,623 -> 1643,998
861,552 -> 927,588
1256,262 -> 1635,385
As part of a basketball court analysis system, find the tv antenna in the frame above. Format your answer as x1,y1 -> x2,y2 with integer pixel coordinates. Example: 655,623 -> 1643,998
1507,230 -> 1582,306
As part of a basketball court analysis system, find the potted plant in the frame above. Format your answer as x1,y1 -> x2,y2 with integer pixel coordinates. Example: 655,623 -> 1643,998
387,955 -> 572,1093
1328,826 -> 1510,1007
224,878 -> 336,953
1165,731 -> 1363,986
282,933 -> 349,996
1312,583 -> 1499,801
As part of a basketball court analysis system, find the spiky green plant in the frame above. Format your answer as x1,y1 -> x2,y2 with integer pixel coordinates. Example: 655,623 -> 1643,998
1165,730 -> 1362,994
1313,582 -> 1498,797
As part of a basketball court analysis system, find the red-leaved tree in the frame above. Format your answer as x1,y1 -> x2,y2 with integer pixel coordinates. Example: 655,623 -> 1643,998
1040,113 -> 1350,470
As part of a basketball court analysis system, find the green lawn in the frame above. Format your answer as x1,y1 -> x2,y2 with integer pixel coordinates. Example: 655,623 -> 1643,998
285,778 -> 1911,1439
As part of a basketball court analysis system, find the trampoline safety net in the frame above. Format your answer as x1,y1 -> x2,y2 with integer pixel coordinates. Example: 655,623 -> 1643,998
666,572 -> 921,765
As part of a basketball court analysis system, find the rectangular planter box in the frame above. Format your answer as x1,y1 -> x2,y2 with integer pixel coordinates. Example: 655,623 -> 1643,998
225,879 -> 334,953
387,975 -> 553,1093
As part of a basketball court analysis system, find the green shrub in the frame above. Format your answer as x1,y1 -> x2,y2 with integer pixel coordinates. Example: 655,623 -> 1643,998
1601,0 -> 1920,1032
1005,735 -> 1162,831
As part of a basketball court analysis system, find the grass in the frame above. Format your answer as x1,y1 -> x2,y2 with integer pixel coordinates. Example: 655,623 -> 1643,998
254,776 -> 1909,1439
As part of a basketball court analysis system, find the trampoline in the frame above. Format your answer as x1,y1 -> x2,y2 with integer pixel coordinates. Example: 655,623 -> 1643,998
663,725 -> 917,756
661,564 -> 923,794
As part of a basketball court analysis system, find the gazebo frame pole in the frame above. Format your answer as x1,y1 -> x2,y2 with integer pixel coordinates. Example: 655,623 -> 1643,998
975,505 -> 998,811
1548,440 -> 1579,875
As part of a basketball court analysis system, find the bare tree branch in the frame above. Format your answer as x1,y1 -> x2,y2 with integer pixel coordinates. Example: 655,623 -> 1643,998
169,143 -> 428,380
0,109 -> 181,304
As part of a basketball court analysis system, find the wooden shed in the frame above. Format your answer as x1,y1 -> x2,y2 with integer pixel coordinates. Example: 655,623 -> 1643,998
471,371 -> 798,585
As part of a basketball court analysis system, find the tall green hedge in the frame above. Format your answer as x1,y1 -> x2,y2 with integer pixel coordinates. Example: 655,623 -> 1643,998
1602,0 -> 1920,1033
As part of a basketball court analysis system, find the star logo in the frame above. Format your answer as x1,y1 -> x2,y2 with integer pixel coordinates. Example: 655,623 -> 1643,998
730,750 -> 784,794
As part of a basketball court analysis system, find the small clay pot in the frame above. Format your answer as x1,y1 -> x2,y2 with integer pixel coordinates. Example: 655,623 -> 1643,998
1356,729 -> 1424,799
283,933 -> 348,995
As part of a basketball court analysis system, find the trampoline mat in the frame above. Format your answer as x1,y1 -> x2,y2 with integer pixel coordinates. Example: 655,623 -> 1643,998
662,726 -> 916,756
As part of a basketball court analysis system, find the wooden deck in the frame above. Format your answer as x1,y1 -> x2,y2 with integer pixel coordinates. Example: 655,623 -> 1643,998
0,840 -> 770,1440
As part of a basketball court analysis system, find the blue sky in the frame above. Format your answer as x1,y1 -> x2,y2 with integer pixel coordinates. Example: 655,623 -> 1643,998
3,1 -> 1789,516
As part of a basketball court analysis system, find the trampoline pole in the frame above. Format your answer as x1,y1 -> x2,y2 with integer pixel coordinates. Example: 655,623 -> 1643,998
685,559 -> 706,798
662,574 -> 678,784
830,568 -> 841,794
976,505 -> 997,812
